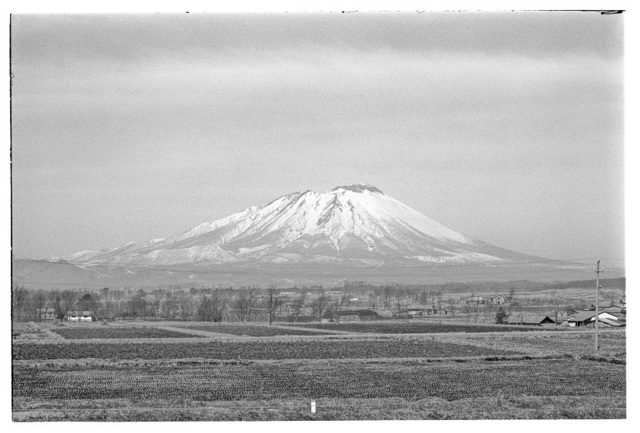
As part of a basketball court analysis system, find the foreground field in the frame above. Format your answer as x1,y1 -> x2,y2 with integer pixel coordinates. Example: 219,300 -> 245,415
13,358 -> 624,420
12,321 -> 626,421
12,395 -> 626,421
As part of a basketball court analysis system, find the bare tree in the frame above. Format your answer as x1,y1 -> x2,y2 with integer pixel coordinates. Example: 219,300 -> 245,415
197,290 -> 228,322
267,285 -> 283,325
60,290 -> 77,314
339,293 -> 351,310
290,293 -> 307,322
310,291 -> 330,322
160,289 -> 181,320
78,293 -> 101,316
178,291 -> 198,321
28,289 -> 48,322
12,284 -> 29,322
383,285 -> 393,309
234,287 -> 257,322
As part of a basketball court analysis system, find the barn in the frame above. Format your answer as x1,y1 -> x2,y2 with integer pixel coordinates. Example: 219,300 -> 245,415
507,314 -> 556,326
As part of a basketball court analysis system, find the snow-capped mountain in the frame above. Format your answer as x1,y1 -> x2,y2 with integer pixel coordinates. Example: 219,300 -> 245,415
63,184 -> 537,266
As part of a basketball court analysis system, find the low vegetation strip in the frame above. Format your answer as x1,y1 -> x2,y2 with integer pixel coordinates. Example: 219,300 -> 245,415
283,322 -> 562,334
173,324 -> 333,337
12,395 -> 627,421
13,339 -> 519,361
49,327 -> 201,340
12,359 -> 624,403
11,354 -> 572,369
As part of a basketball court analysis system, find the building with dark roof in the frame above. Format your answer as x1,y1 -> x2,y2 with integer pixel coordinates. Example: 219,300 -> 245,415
507,314 -> 556,326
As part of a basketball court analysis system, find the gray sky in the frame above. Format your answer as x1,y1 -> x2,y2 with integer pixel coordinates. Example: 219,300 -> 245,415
11,12 -> 624,264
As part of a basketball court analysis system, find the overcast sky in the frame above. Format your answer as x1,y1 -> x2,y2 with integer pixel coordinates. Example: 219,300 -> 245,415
11,12 -> 624,264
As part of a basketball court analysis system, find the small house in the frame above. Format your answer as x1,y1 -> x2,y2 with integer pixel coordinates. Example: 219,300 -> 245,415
66,310 -> 95,323
487,296 -> 507,305
507,314 -> 556,326
566,311 -> 618,327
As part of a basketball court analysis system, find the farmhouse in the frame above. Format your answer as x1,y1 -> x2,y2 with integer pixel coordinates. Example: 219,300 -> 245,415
404,307 -> 450,316
565,311 -> 618,327
601,303 -> 626,317
406,307 -> 435,316
507,314 -> 556,326
486,296 -> 507,305
65,311 -> 96,323
465,296 -> 486,305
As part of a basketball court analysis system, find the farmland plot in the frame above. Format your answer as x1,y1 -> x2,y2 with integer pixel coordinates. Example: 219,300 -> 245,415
12,359 -> 625,420
173,324 -> 332,337
284,322 -> 563,334
434,330 -> 626,357
13,338 -> 520,361
13,359 -> 624,401
49,327 -> 202,340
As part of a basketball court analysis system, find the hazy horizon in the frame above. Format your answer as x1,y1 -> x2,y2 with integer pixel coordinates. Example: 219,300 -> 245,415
11,12 -> 624,266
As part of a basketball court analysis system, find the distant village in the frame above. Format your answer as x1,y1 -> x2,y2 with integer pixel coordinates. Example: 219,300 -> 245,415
19,281 -> 626,328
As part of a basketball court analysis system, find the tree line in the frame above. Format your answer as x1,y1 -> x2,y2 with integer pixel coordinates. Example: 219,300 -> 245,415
11,284 -> 366,323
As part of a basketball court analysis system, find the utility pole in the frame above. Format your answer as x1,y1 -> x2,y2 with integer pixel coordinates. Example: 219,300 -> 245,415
595,259 -> 603,353
268,289 -> 273,326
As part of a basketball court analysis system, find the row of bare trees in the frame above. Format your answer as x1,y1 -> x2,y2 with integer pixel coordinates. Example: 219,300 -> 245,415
12,283 -> 378,323
11,285 -> 286,323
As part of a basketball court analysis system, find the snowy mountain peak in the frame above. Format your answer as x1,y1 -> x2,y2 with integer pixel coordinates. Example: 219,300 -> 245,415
331,184 -> 383,194
63,185 -> 536,266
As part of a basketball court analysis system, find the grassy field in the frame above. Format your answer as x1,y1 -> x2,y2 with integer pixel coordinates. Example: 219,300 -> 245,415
12,321 -> 626,421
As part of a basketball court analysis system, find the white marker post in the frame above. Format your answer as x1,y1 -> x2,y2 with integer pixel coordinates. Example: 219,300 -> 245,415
311,401 -> 316,413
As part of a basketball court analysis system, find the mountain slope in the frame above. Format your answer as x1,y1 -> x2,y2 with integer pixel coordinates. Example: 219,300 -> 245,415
61,184 -> 539,266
